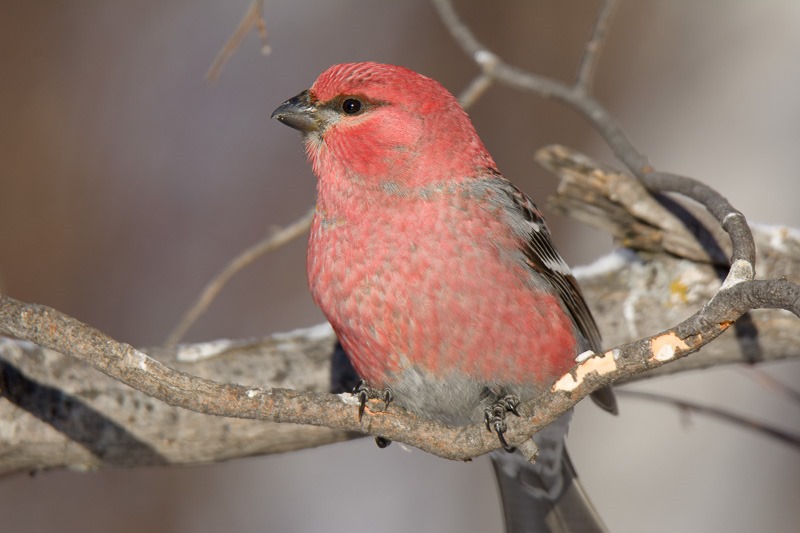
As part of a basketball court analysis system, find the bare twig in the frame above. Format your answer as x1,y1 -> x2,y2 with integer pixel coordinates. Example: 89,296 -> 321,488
425,0 -> 800,452
431,0 -> 757,280
618,389 -> 800,450
0,330 -> 349,475
165,208 -> 314,347
574,0 -> 618,94
206,0 -> 270,83
458,73 -> 494,109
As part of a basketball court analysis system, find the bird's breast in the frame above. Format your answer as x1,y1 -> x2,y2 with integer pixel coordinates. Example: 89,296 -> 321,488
307,185 -> 578,411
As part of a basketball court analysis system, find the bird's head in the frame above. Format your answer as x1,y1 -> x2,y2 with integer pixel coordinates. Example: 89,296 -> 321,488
272,62 -> 496,187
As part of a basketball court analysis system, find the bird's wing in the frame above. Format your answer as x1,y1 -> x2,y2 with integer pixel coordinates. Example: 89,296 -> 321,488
483,177 -> 617,414
492,179 -> 603,353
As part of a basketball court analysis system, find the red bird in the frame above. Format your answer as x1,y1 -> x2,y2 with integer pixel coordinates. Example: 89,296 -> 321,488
273,62 -> 615,533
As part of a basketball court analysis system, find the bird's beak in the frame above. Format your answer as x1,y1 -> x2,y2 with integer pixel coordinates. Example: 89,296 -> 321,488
271,90 -> 320,132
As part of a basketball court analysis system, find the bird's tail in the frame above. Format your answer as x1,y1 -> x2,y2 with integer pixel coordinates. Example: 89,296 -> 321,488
489,413 -> 608,533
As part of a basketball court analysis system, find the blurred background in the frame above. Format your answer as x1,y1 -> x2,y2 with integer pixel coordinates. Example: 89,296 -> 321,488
1,0 -> 799,531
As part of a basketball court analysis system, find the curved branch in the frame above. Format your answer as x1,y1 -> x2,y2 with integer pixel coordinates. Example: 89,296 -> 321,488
0,293 -> 503,461
3,142 -> 799,473
617,390 -> 800,449
430,0 -> 757,278
2,258 -> 797,465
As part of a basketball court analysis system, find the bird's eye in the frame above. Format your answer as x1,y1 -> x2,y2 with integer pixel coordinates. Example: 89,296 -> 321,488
342,98 -> 362,115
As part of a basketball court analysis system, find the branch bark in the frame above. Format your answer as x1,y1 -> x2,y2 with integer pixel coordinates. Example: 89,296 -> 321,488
1,0 -> 798,477
2,149 -> 798,475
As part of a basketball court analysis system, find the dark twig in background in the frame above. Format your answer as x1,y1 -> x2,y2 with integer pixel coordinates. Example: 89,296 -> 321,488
741,367 -> 800,405
617,389 -> 800,450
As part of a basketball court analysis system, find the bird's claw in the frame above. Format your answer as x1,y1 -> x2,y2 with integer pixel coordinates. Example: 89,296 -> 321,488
353,380 -> 394,449
484,394 -> 520,453
354,379 -> 370,420
354,380 -> 393,420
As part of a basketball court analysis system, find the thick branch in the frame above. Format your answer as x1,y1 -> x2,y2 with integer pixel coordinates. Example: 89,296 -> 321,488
3,144 -> 799,473
1,2 -> 797,475
2,212 -> 797,474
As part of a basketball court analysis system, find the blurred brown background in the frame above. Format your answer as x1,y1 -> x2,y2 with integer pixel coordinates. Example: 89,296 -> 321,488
1,1 -> 799,532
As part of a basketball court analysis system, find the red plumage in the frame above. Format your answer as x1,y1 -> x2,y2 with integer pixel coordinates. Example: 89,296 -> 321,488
275,62 -> 594,424
273,61 -> 613,533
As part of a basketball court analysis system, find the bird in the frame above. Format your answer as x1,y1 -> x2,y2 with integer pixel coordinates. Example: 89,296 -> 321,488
272,61 -> 615,532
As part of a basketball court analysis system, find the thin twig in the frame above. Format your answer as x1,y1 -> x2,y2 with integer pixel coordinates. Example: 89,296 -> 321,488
164,208 -> 314,347
206,0 -> 270,83
430,0 -> 760,338
458,73 -> 494,109
433,0 -> 756,269
574,0 -> 618,94
618,390 -> 800,450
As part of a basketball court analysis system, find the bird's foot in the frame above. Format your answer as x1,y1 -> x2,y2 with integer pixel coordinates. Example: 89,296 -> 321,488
484,394 -> 521,453
353,380 -> 394,419
353,380 -> 394,449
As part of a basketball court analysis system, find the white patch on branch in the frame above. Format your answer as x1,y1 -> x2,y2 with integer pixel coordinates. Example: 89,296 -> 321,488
721,259 -> 754,289
649,332 -> 689,362
622,289 -> 641,339
338,393 -> 360,406
136,350 -> 149,370
176,339 -> 236,362
272,322 -> 335,342
572,248 -> 639,279
474,50 -> 499,70
553,350 -> 618,393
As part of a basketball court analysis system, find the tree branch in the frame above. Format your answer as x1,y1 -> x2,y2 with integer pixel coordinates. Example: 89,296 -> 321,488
206,0 -> 270,82
430,0 -> 757,284
617,390 -> 800,449
2,148 -> 798,473
574,0 -> 618,94
1,1 -> 798,477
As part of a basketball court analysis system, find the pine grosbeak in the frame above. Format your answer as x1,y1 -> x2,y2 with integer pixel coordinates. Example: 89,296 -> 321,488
273,62 -> 615,533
